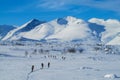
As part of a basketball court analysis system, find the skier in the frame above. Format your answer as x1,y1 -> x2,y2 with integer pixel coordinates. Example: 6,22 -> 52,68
41,63 -> 44,69
62,56 -> 66,60
48,62 -> 50,68
31,65 -> 34,72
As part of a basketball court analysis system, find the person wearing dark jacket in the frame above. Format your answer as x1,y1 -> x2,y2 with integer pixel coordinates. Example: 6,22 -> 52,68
31,65 -> 34,72
41,63 -> 44,69
48,62 -> 50,68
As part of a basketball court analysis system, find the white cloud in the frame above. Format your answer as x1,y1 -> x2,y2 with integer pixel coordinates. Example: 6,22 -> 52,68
37,0 -> 120,13
37,0 -> 68,10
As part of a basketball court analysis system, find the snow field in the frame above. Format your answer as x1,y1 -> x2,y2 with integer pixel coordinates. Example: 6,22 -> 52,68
0,43 -> 120,80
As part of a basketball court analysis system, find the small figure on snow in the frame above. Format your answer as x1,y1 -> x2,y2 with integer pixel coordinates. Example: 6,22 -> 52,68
62,56 -> 66,60
48,62 -> 50,68
41,63 -> 44,69
31,65 -> 34,72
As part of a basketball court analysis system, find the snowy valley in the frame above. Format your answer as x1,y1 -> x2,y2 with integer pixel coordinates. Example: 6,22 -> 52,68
0,16 -> 120,80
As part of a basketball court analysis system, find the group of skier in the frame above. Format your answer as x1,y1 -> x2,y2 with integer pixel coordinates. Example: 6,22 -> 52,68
31,62 -> 50,72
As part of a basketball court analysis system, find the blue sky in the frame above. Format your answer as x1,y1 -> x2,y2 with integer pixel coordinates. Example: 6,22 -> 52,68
0,0 -> 120,26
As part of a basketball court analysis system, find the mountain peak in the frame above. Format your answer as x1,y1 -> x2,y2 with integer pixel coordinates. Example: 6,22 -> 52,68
65,16 -> 77,21
28,19 -> 45,24
2,19 -> 46,41
65,16 -> 85,24
30,19 -> 40,22
19,19 -> 46,32
0,25 -> 15,40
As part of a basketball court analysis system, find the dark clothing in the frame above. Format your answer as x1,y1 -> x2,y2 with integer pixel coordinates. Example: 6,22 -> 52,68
31,65 -> 34,72
48,62 -> 50,68
41,63 -> 44,69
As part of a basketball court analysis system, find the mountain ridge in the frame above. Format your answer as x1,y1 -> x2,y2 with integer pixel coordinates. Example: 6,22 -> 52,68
1,16 -> 120,45
0,25 -> 16,40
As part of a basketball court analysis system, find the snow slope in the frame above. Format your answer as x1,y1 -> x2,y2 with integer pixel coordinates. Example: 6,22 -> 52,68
107,33 -> 120,45
0,25 -> 15,40
21,17 -> 67,40
89,18 -> 120,43
88,22 -> 105,40
47,16 -> 96,42
2,19 -> 45,41
22,23 -> 54,40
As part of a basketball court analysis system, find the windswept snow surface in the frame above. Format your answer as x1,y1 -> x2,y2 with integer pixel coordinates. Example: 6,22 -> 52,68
0,43 -> 120,80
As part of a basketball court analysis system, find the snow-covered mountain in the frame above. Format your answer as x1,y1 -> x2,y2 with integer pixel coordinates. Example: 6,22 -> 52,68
107,33 -> 120,45
1,16 -> 120,45
89,18 -> 120,43
2,19 -> 45,41
2,16 -> 99,43
0,25 -> 15,40
46,16 -> 98,43
24,16 -> 92,41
